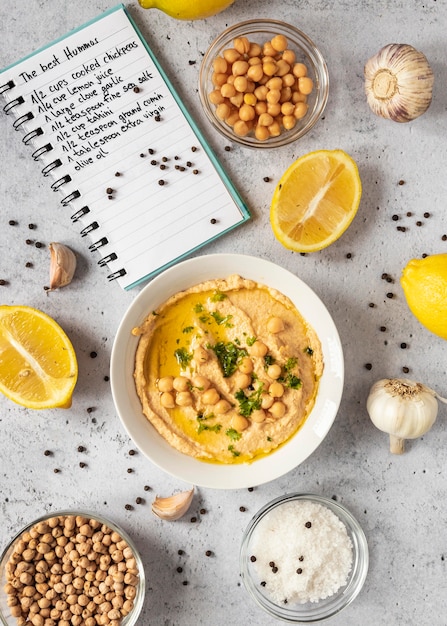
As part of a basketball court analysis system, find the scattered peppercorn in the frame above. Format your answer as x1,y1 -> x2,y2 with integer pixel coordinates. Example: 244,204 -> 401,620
176,566 -> 183,573
144,485 -> 151,491
210,218 -> 217,224
424,212 -> 430,218
190,516 -> 197,523
106,187 -> 113,194
200,508 -> 206,515
90,351 -> 97,358
396,226 -> 406,232
25,262 -> 33,268
133,86 -> 140,93
346,253 -> 352,259
398,180 -> 405,185
79,462 -> 86,468
406,211 -> 412,217
158,180 -> 165,186
129,449 -> 136,455
162,157 -> 168,162
186,161 -> 192,167
136,497 -> 143,504
108,195 -> 113,200
386,293 -> 394,299
250,555 -> 257,562
380,326 -> 387,332
248,487 -> 254,492
182,580 -> 188,586
305,521 -> 312,528
87,407 -> 95,413
125,504 -> 133,510
0,279 -> 8,286
104,375 -> 109,382
422,253 -> 428,258
25,239 -> 33,245
115,171 -> 121,176
28,223 -> 36,229
188,60 -> 196,65
269,561 -> 275,567
402,366 -> 410,373
296,568 -> 303,574
77,445 -> 85,453
263,176 -> 270,182
8,220 -> 17,226
140,153 -> 145,158
416,221 -> 422,227
178,549 -> 184,555
127,468 -> 133,473
386,276 -> 393,283
205,550 -> 213,557
148,148 -> 155,155
368,302 -> 375,308
224,145 -> 231,151
299,555 -> 304,561
174,155 -> 180,160
400,342 -> 407,349
160,164 -> 166,170
392,214 -> 399,221
44,450 -> 52,456
35,241 -> 43,248
442,235 -> 447,241
239,506 -> 246,512
260,581 -> 266,587
53,468 -> 60,474
191,146 -> 197,152
365,363 -> 372,370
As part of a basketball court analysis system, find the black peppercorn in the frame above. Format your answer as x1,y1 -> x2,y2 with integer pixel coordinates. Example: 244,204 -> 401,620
392,214 -> 399,221
205,550 -> 213,557
28,223 -> 36,229
125,504 -> 133,510
386,293 -> 394,299
402,366 -> 410,373
272,566 -> 278,573
148,148 -> 155,155
133,86 -> 140,93
158,180 -> 165,186
115,171 -> 121,176
296,568 -> 303,574
79,462 -> 86,468
424,212 -> 430,218
190,516 -> 197,523
136,497 -> 143,504
44,450 -> 52,456
250,555 -> 257,562
129,449 -> 136,456
90,351 -> 97,358
365,363 -> 372,370
398,180 -> 405,185
260,581 -> 266,587
191,146 -> 197,152
305,521 -> 312,528
144,485 -> 151,491
239,506 -> 246,512
182,580 -> 188,586
53,468 -> 60,473
200,508 -> 206,515
400,342 -> 407,349
224,145 -> 231,151
263,176 -> 270,182
77,445 -> 85,453
193,169 -> 199,175
346,253 -> 352,259
210,218 -> 217,224
178,549 -> 184,555
26,239 -> 33,245
162,157 -> 168,162
176,566 -> 183,573
127,468 -> 133,473
106,187 -> 113,194
25,262 -> 33,268
380,326 -> 387,332
8,220 -> 17,226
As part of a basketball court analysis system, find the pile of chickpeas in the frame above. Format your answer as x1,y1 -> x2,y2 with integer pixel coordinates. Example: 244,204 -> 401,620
208,34 -> 314,140
4,515 -> 140,626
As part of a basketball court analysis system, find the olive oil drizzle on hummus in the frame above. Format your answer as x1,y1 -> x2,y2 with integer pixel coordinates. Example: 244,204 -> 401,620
133,275 -> 323,464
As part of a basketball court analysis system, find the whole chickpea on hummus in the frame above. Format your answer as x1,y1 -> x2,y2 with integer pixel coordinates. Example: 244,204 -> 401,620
132,275 -> 323,464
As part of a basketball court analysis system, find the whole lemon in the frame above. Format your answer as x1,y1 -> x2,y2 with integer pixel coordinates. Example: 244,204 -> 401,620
138,0 -> 235,20
401,253 -> 447,340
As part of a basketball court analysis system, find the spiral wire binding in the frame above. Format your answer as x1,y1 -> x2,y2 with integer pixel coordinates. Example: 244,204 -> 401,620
1,78 -> 125,282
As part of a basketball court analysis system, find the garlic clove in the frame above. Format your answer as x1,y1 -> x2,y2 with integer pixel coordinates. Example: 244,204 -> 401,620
48,242 -> 77,291
151,487 -> 194,521
364,44 -> 434,123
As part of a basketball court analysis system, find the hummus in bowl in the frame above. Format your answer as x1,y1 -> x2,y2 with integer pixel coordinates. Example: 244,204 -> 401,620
110,254 -> 343,489
132,274 -> 323,464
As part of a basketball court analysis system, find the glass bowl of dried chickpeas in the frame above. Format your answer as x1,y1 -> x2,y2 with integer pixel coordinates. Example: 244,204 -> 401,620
0,510 -> 145,626
199,19 -> 329,148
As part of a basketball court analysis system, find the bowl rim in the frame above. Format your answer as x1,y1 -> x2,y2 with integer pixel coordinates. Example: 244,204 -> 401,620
240,492 -> 369,623
199,18 -> 329,149
0,509 -> 146,626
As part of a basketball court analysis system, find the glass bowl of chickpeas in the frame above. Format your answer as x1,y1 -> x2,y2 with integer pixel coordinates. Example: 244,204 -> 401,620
199,19 -> 329,148
0,510 -> 145,626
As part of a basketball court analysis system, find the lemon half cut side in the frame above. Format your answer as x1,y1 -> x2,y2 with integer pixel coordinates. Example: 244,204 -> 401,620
0,305 -> 78,409
270,149 -> 362,253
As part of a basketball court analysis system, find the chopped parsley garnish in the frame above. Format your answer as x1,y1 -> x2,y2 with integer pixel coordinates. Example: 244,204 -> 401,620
267,436 -> 272,442
285,357 -> 298,371
228,445 -> 241,457
210,311 -> 233,327
194,303 -> 204,313
199,314 -> 210,323
305,346 -> 314,355
182,326 -> 194,334
246,336 -> 257,346
226,428 -> 242,441
235,385 -> 263,417
197,422 -> 222,434
209,341 -> 247,377
211,291 -> 227,302
174,347 -> 192,369
285,374 -> 302,389
264,354 -> 275,368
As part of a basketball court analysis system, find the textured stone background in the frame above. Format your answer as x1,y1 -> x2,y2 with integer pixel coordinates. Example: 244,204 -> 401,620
1,1 -> 446,625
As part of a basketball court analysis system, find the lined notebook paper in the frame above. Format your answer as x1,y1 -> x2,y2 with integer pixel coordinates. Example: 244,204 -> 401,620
0,4 -> 250,290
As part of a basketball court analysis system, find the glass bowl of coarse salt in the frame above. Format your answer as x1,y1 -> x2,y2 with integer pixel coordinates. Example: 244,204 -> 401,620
240,493 -> 368,622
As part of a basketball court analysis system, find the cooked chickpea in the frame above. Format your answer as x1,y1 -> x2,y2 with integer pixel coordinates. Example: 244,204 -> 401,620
244,92 -> 257,106
213,56 -> 228,73
160,392 -> 175,409
221,82 -> 236,98
212,72 -> 228,87
251,409 -> 266,423
238,356 -> 254,374
271,34 -> 288,52
176,391 -> 193,406
230,92 -> 244,107
202,388 -> 220,405
268,120 -> 281,137
233,372 -> 252,389
294,102 -> 309,119
293,62 -> 308,78
282,49 -> 296,64
263,60 -> 277,76
234,36 -> 250,54
232,59 -> 249,76
263,41 -> 277,56
223,48 -> 241,63
215,102 -> 231,120
258,112 -> 274,127
173,376 -> 190,392
231,415 -> 250,431
233,119 -> 250,136
267,316 -> 285,333
283,115 -> 296,130
261,393 -> 274,410
282,72 -> 296,87
248,42 -> 262,57
275,59 -> 291,76
233,75 -> 248,93
157,376 -> 174,392
214,399 -> 231,414
270,401 -> 286,418
267,363 -> 282,379
298,76 -> 314,95
255,125 -> 270,141
248,340 -> 268,357
239,103 -> 256,121
267,102 -> 281,117
191,375 -> 211,391
269,381 -> 285,398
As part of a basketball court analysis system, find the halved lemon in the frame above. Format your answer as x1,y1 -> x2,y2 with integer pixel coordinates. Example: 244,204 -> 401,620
0,305 -> 78,409
270,149 -> 362,252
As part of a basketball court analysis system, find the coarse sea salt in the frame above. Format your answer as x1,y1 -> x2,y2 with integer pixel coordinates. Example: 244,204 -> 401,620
248,500 -> 353,605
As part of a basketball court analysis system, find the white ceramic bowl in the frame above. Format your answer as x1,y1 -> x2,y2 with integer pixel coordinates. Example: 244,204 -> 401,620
111,254 -> 343,489
0,510 -> 145,626
240,493 -> 369,622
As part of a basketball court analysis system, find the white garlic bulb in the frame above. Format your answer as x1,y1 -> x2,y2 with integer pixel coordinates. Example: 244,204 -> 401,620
366,378 -> 446,454
364,44 -> 434,122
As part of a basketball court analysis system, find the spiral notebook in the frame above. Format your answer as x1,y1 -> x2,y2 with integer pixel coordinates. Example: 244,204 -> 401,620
0,4 -> 250,290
